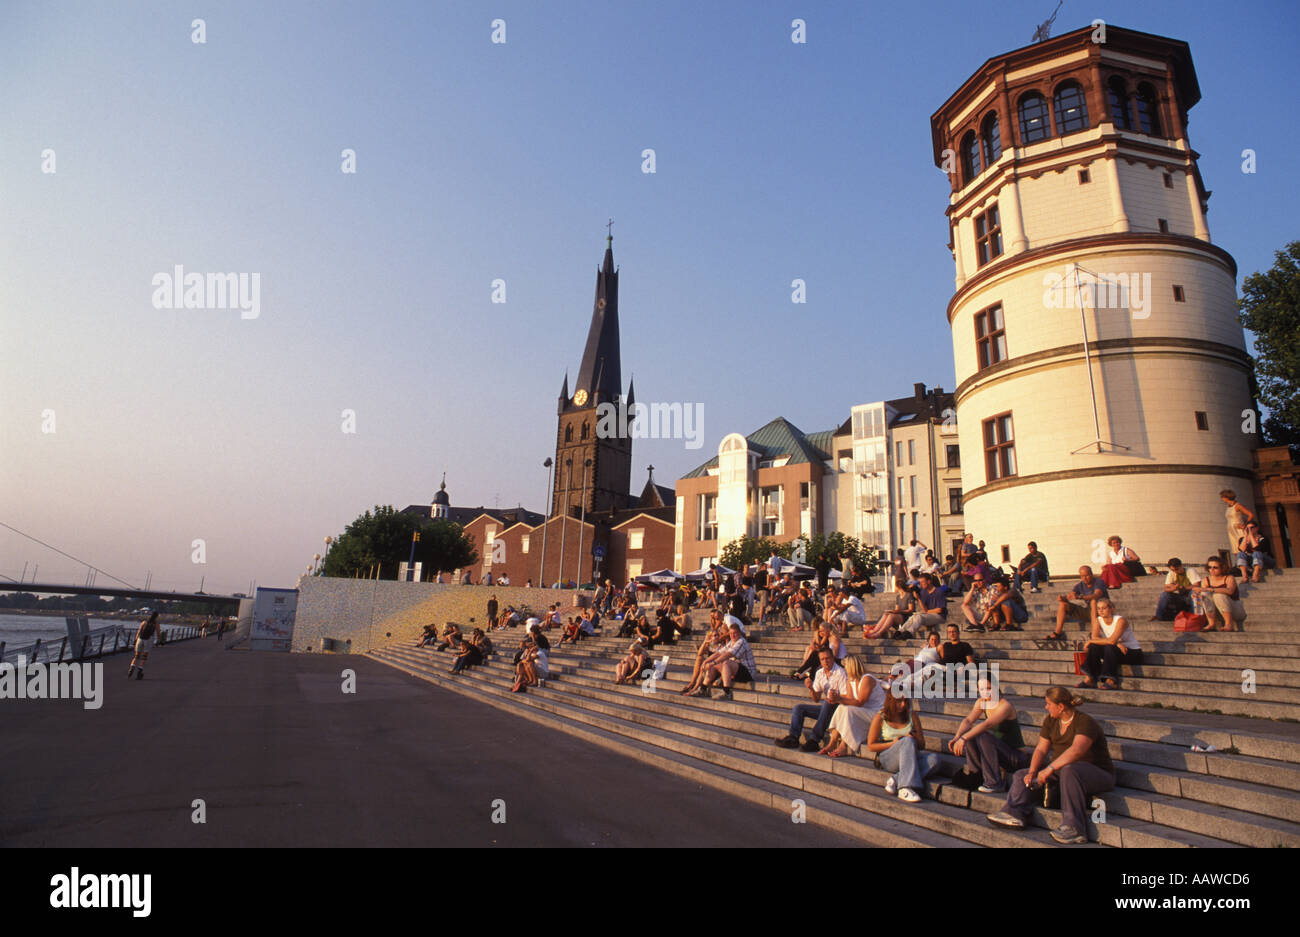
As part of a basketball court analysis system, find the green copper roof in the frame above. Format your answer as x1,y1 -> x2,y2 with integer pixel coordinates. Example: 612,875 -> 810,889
682,417 -> 834,478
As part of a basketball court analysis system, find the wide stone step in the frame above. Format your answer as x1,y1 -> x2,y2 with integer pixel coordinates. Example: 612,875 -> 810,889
378,646 -> 1294,847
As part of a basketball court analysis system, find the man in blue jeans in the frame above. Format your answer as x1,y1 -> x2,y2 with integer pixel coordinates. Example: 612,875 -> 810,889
774,648 -> 847,753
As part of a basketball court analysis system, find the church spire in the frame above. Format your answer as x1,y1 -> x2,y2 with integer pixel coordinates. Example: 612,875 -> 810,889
575,232 -> 621,406
558,371 -> 569,414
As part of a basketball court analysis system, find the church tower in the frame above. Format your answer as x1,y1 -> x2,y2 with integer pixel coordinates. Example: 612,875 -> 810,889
553,232 -> 634,518
930,24 -> 1255,567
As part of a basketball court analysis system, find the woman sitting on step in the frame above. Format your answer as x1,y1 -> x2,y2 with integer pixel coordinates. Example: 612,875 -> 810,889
819,655 -> 887,757
792,622 -> 847,681
511,624 -> 550,692
864,581 -> 916,639
1077,598 -> 1142,690
450,629 -> 486,675
1192,557 -> 1247,632
614,641 -> 652,685
949,676 -> 1028,793
679,611 -> 727,696
865,694 -> 939,804
1099,535 -> 1147,589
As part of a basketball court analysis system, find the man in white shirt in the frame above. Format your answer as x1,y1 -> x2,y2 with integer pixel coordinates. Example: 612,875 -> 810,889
693,621 -> 757,701
833,589 -> 867,632
905,540 -> 928,572
775,648 -> 848,752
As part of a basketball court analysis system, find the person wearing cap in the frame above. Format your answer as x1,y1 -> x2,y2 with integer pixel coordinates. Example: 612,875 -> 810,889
775,646 -> 848,752
692,620 -> 756,701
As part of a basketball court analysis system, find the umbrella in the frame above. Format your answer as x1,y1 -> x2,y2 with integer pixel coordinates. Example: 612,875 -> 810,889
634,569 -> 684,585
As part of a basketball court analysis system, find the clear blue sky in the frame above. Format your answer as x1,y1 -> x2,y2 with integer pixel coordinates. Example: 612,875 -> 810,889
2,0 -> 1296,593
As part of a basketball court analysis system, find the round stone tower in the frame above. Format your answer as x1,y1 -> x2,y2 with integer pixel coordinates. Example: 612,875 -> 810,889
930,24 -> 1256,570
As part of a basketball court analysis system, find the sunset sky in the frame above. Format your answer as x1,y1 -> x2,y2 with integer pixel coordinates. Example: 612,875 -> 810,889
2,0 -> 1296,594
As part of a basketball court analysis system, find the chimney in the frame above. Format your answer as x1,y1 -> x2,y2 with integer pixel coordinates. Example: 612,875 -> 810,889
914,382 -> 926,400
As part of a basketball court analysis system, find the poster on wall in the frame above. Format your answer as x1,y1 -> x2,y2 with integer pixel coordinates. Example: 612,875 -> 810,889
249,587 -> 298,652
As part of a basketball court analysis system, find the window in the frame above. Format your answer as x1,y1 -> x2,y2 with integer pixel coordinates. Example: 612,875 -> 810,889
1163,172 -> 1173,188
1107,76 -> 1132,130
1001,545 -> 1011,563
1136,83 -> 1161,135
759,486 -> 783,537
564,424 -> 573,443
581,421 -> 589,440
949,488 -> 963,514
981,112 -> 1002,166
896,441 -> 903,465
485,526 -> 497,550
907,439 -> 915,464
1078,168 -> 1090,184
838,450 -> 852,473
961,131 -> 981,185
629,529 -> 644,550
898,476 -> 905,503
1158,218 -> 1169,234
899,513 -> 906,542
1018,92 -> 1051,143
799,481 -> 811,513
975,304 -> 1007,370
909,476 -> 917,507
1173,285 -> 1185,302
982,413 -> 1017,482
946,444 -> 961,468
521,535 -> 530,554
698,494 -> 717,541
1053,82 -> 1089,134
1195,411 -> 1209,431
975,205 -> 1002,266
911,512 -> 918,541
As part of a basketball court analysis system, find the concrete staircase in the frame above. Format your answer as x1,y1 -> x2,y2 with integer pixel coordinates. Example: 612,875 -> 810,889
367,571 -> 1300,848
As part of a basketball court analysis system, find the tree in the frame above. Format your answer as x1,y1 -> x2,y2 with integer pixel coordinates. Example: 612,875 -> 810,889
1239,240 -> 1300,445
801,531 -> 881,578
320,505 -> 478,579
719,536 -> 791,570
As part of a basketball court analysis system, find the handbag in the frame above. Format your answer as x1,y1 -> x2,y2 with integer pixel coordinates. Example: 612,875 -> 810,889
1072,650 -> 1087,675
1174,611 -> 1207,632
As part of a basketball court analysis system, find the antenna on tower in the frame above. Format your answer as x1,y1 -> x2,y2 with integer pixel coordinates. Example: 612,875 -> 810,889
1031,0 -> 1063,43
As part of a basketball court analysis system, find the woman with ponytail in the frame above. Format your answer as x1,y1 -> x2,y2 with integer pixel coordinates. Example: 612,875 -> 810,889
986,686 -> 1115,844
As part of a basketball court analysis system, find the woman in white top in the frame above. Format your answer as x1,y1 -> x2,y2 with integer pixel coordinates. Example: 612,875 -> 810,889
1077,598 -> 1142,690
1099,535 -> 1143,589
820,655 -> 887,757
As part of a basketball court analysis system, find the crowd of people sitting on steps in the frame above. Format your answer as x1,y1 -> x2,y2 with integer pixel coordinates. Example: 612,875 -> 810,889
408,502 -> 1276,842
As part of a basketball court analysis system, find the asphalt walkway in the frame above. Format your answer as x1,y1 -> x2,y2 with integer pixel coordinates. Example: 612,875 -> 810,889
2,637 -> 859,847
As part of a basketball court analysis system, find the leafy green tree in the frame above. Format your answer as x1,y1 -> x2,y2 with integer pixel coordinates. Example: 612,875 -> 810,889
1239,241 -> 1300,445
800,531 -> 880,578
719,536 -> 792,570
321,505 -> 478,579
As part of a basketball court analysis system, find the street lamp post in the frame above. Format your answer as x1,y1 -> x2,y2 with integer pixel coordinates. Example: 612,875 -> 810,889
407,530 -> 420,581
539,457 -> 553,589
557,458 -> 572,588
575,458 -> 591,588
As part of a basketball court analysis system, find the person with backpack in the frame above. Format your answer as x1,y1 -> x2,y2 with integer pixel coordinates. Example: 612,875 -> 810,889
127,611 -> 159,680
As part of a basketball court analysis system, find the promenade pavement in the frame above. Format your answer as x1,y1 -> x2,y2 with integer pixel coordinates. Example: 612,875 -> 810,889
1,637 -> 858,847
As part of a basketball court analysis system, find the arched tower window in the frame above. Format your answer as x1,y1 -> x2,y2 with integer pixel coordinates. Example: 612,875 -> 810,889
1107,76 -> 1132,130
981,112 -> 1002,166
960,131 -> 981,185
1136,83 -> 1162,135
581,421 -> 590,440
564,424 -> 573,443
1018,92 -> 1051,144
1053,81 -> 1089,134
